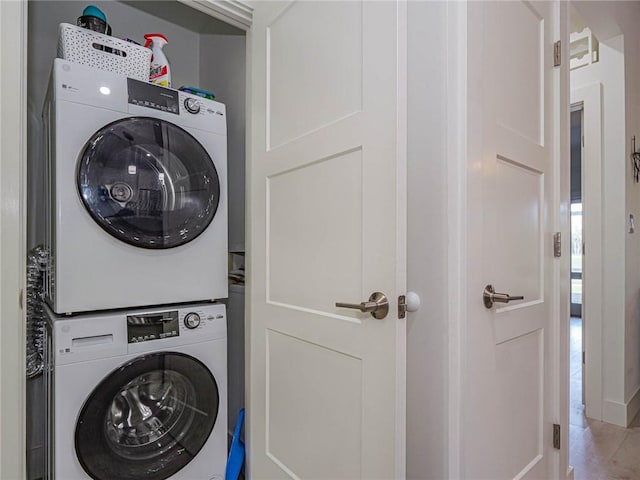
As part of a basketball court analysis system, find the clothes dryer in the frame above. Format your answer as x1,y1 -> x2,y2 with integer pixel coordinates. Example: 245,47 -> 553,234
44,302 -> 227,480
43,59 -> 227,314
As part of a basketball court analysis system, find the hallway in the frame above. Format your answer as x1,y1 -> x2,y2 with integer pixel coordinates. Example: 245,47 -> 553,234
570,317 -> 640,479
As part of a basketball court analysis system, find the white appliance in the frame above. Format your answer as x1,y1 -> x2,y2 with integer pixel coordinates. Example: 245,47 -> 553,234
43,58 -> 228,314
44,302 -> 227,480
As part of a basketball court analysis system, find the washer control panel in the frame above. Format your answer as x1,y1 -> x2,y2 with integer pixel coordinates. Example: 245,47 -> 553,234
48,303 -> 226,365
127,310 -> 179,343
184,97 -> 201,114
184,312 -> 201,329
125,305 -> 226,344
178,307 -> 225,334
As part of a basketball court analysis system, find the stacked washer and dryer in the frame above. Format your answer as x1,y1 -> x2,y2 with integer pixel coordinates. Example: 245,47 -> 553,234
41,58 -> 229,480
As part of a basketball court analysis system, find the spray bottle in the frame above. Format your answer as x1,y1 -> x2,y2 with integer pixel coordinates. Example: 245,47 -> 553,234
144,33 -> 171,87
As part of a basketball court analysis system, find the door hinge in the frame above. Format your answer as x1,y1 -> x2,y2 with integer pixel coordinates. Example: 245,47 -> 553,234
554,40 -> 561,67
553,423 -> 561,450
553,232 -> 561,257
583,351 -> 586,365
398,295 -> 406,319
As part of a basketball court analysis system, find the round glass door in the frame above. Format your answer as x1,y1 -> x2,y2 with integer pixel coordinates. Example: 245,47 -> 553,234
77,117 -> 221,249
75,352 -> 219,480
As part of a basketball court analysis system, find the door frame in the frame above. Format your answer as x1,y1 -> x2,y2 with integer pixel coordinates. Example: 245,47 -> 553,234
570,83 -> 603,421
445,1 -> 571,478
0,1 -> 28,478
0,1 -> 251,477
444,1 -> 466,477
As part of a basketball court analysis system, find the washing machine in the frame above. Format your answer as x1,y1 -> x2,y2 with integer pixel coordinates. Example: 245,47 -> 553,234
43,302 -> 227,480
43,58 -> 228,314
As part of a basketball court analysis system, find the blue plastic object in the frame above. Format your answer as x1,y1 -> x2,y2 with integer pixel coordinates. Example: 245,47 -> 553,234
178,85 -> 216,100
226,408 -> 245,480
82,5 -> 107,22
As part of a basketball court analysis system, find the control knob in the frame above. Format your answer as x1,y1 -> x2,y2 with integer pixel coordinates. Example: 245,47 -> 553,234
184,97 -> 201,114
184,312 -> 201,329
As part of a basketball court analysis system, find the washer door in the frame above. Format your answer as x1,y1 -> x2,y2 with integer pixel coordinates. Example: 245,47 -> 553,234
77,117 -> 221,249
75,352 -> 219,480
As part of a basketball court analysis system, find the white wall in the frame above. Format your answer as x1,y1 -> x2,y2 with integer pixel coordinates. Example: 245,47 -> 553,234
618,6 -> 640,419
406,2 -> 449,478
199,34 -> 246,252
573,0 -> 640,426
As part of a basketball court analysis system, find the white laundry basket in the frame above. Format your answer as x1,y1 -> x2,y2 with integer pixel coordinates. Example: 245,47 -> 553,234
57,23 -> 151,82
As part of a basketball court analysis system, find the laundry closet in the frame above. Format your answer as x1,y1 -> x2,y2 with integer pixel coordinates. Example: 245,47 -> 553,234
26,1 -> 247,478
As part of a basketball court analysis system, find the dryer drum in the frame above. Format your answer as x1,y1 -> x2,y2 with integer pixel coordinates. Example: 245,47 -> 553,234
77,116 -> 221,249
75,351 -> 219,480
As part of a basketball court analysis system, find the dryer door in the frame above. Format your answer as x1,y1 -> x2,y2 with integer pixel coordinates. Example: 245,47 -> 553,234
75,352 -> 219,480
77,116 -> 221,249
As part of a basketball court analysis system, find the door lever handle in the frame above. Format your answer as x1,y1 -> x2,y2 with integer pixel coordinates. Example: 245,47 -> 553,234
483,284 -> 524,309
336,292 -> 389,320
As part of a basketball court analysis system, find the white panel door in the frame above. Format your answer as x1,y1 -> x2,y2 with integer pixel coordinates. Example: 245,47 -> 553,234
247,1 -> 406,479
463,1 -> 561,478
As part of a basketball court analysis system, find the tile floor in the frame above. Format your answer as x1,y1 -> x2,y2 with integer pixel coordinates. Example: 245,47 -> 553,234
569,317 -> 640,480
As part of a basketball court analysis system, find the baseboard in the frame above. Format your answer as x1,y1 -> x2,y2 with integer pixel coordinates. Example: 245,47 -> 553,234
602,399 -> 627,427
626,385 -> 640,426
601,388 -> 640,427
565,465 -> 574,480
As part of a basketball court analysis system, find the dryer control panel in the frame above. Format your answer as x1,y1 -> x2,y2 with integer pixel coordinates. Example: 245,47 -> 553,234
127,78 -> 180,114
